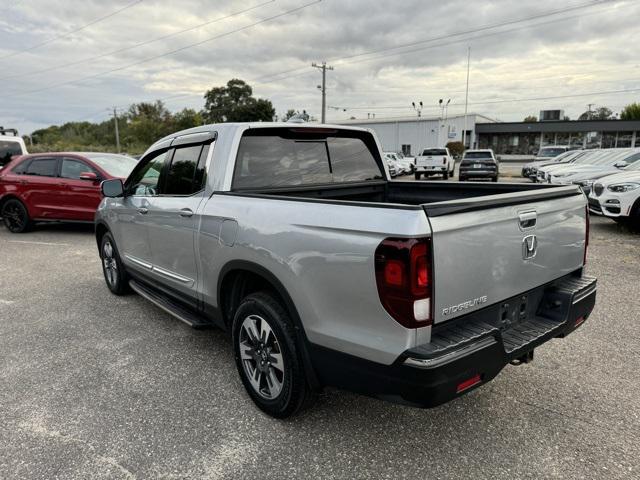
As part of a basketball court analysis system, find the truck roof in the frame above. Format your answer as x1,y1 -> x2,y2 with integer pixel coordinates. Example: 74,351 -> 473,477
147,122 -> 372,154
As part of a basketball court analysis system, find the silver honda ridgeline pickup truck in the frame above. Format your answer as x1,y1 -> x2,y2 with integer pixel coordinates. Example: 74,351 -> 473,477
96,123 -> 596,418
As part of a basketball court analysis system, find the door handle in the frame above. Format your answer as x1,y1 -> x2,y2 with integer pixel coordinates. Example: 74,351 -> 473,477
179,208 -> 193,218
137,207 -> 148,215
518,211 -> 537,230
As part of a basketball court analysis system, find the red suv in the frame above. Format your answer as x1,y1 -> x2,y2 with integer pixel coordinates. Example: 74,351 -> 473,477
0,152 -> 137,232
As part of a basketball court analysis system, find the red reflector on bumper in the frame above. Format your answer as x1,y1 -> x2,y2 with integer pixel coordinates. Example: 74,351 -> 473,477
456,374 -> 482,393
574,316 -> 586,327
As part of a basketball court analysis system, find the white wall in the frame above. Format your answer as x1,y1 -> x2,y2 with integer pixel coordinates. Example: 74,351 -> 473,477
345,115 -> 477,155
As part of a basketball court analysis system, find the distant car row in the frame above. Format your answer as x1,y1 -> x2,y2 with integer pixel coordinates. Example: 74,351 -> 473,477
386,148 -> 499,182
522,147 -> 640,227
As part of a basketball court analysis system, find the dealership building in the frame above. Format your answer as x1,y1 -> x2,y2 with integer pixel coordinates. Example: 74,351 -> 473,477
340,114 -> 494,156
341,115 -> 640,156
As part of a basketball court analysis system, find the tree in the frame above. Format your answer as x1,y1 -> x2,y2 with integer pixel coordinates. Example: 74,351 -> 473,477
281,109 -> 311,122
125,101 -> 174,146
523,115 -> 537,122
202,78 -> 275,123
282,109 -> 297,121
446,141 -> 464,158
172,108 -> 203,131
579,106 -> 614,120
620,102 -> 640,120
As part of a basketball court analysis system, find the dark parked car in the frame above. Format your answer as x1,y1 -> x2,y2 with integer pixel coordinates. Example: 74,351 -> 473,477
459,149 -> 499,182
0,152 -> 137,232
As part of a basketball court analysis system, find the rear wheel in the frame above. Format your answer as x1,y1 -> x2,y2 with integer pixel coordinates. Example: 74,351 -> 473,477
492,176 -> 498,182
414,172 -> 421,180
232,292 -> 315,418
100,232 -> 130,295
443,170 -> 449,180
1,199 -> 32,233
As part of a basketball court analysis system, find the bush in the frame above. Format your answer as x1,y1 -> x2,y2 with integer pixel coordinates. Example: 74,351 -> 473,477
446,141 -> 464,158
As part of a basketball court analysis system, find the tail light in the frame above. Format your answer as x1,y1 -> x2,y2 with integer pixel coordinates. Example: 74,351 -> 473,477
442,157 -> 447,164
375,237 -> 433,328
584,204 -> 590,266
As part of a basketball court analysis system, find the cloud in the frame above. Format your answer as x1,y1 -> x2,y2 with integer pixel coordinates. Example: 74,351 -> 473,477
1,0 -> 638,134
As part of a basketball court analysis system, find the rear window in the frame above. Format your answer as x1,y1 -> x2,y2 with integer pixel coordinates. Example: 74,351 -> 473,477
25,158 -> 58,176
539,148 -> 567,157
232,128 -> 383,189
463,151 -> 493,160
0,140 -> 23,166
422,149 -> 447,156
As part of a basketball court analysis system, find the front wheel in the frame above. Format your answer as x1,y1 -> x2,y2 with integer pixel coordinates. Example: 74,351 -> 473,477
232,292 -> 315,418
443,170 -> 449,180
1,199 -> 32,233
100,232 -> 130,295
492,176 -> 498,182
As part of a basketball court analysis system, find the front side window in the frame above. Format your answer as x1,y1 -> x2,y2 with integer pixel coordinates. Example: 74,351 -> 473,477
25,158 -> 58,177
164,145 -> 202,196
128,151 -> 167,196
61,158 -> 95,179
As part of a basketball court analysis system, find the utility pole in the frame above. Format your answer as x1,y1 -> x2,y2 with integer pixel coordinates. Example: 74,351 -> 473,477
312,62 -> 334,123
462,46 -> 471,150
111,107 -> 121,153
587,103 -> 595,120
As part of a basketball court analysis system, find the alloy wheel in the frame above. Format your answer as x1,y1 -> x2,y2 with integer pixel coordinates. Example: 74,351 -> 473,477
102,240 -> 118,287
3,202 -> 25,232
238,314 -> 285,400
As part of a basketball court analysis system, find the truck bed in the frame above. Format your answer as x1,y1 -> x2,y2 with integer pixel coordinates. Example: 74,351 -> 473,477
231,180 -> 583,215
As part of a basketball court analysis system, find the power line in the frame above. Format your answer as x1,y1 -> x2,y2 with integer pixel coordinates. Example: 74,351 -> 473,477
6,0 -> 322,98
330,87 -> 640,112
0,0 -> 276,82
0,0 -> 145,60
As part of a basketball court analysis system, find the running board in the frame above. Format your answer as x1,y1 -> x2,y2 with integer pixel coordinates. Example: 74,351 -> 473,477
129,280 -> 212,329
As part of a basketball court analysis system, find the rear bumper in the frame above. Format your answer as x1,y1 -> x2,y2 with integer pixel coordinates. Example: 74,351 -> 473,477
416,165 -> 447,173
310,274 -> 596,408
459,168 -> 498,179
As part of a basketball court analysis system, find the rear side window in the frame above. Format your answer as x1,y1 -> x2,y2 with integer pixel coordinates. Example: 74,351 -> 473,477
25,158 -> 58,176
232,128 -> 383,189
164,145 -> 202,195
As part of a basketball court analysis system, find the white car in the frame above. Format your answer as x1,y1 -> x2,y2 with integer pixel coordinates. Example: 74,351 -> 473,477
393,152 -> 415,173
535,145 -> 570,161
537,149 -> 620,183
384,152 -> 410,175
549,149 -> 640,184
0,129 -> 27,168
589,163 -> 640,226
523,150 -> 584,179
414,148 -> 455,180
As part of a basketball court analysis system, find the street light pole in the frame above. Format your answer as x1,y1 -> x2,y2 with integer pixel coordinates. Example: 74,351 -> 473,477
112,107 -> 121,153
312,62 -> 334,123
462,46 -> 471,150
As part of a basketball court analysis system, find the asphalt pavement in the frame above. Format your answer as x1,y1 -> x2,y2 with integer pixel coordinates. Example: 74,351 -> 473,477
1,198 -> 639,479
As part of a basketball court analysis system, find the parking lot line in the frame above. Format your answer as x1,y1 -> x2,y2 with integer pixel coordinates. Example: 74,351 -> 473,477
6,240 -> 70,246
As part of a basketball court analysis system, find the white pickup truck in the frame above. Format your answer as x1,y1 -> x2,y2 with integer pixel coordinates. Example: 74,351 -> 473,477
414,148 -> 455,180
0,128 -> 27,168
96,123 -> 596,417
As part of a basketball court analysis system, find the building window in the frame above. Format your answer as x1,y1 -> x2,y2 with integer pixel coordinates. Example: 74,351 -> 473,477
569,132 -> 585,149
617,132 -> 632,148
635,132 -> 640,147
542,132 -> 555,146
602,132 -> 616,149
586,131 -> 601,149
401,144 -> 411,156
556,133 -> 570,146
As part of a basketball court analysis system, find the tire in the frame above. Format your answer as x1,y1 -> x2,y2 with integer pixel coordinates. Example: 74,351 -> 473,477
492,176 -> 498,182
443,170 -> 449,180
100,232 -> 130,295
1,198 -> 32,233
459,177 -> 466,182
232,292 -> 315,418
414,172 -> 421,180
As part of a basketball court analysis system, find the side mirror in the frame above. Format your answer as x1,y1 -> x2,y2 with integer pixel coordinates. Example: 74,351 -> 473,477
101,178 -> 124,198
79,171 -> 98,181
614,161 -> 628,168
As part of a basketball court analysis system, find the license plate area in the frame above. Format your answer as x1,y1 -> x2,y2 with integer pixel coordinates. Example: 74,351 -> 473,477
498,294 -> 530,330
474,163 -> 482,169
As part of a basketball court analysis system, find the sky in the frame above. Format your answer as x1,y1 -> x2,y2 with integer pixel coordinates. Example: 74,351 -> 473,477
1,0 -> 639,135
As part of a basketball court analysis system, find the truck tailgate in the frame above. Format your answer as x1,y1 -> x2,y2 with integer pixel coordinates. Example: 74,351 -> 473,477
424,187 -> 587,324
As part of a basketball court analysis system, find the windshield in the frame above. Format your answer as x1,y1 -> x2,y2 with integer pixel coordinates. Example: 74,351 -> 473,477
83,153 -> 138,178
422,149 -> 447,156
232,128 -> 384,189
463,151 -> 492,160
539,147 -> 567,157
0,140 -> 23,166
